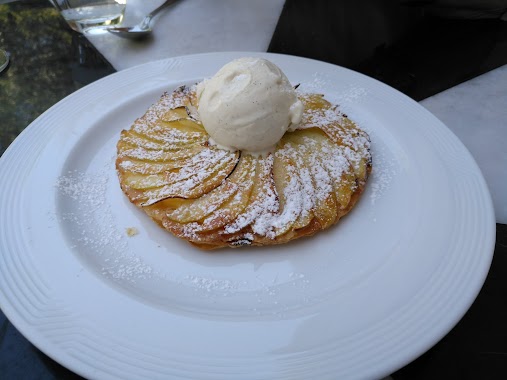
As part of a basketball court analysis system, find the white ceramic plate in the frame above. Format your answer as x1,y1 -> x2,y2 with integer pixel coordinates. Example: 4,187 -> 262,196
0,52 -> 495,380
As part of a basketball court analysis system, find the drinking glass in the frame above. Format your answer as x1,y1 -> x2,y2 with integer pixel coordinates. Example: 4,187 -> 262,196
50,0 -> 127,34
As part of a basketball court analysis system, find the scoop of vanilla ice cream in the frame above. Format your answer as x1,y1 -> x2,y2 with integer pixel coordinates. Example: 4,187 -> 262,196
196,57 -> 303,153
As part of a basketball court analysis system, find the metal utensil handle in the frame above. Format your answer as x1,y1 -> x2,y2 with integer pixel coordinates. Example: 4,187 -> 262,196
139,0 -> 181,29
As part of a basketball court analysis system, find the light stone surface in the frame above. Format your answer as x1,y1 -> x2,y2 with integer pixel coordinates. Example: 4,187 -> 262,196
86,0 -> 285,71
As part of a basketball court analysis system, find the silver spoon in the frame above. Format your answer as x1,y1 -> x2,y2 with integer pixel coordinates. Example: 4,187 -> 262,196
108,0 -> 180,39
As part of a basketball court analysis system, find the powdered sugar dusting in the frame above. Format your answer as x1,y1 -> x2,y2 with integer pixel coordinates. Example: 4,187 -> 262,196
56,167 -> 154,283
180,271 -> 313,309
300,136 -> 335,200
185,275 -> 237,293
299,72 -> 369,106
368,142 -> 398,204
57,171 -> 108,209
139,148 -> 239,206
142,85 -> 197,126
298,74 -> 402,211
300,72 -> 330,92
298,106 -> 345,130
103,255 -> 153,281
335,85 -> 369,105
256,155 -> 302,236
224,155 -> 279,235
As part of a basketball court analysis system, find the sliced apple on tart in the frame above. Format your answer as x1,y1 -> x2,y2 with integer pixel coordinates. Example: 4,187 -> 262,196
116,85 -> 371,249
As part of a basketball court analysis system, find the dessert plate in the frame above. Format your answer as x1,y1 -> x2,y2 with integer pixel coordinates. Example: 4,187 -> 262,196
0,52 -> 495,380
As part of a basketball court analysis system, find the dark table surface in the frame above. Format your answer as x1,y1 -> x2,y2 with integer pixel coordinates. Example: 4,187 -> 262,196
1,1 -> 506,379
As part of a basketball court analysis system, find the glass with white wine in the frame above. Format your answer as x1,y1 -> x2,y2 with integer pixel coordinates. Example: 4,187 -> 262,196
50,0 -> 127,34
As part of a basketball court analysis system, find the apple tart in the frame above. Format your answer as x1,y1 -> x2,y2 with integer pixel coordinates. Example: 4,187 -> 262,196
116,85 -> 372,249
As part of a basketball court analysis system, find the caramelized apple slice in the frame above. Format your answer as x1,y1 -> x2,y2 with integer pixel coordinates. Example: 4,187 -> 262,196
163,155 -> 256,237
161,118 -> 206,134
194,154 -> 256,232
297,92 -> 369,187
117,137 -> 207,179
224,155 -> 278,236
169,85 -> 196,108
319,137 -> 357,210
137,122 -> 207,147
165,182 -> 236,223
279,134 -> 315,231
284,130 -> 337,229
319,121 -> 370,183
165,149 -> 232,183
166,154 -> 254,223
271,142 -> 305,237
144,198 -> 193,225
118,143 -> 206,164
297,92 -> 371,184
122,147 -> 229,190
149,86 -> 195,118
120,128 -> 205,152
123,173 -> 169,190
298,92 -> 330,111
163,225 -> 248,248
289,127 -> 356,211
121,148 -> 237,206
161,106 -> 190,122
138,149 -> 240,206
116,157 -> 191,175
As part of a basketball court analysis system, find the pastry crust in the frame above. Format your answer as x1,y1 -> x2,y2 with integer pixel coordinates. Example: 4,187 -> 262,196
116,85 -> 372,249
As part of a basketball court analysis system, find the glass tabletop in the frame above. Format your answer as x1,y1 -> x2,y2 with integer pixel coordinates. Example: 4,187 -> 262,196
0,0 -> 114,158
